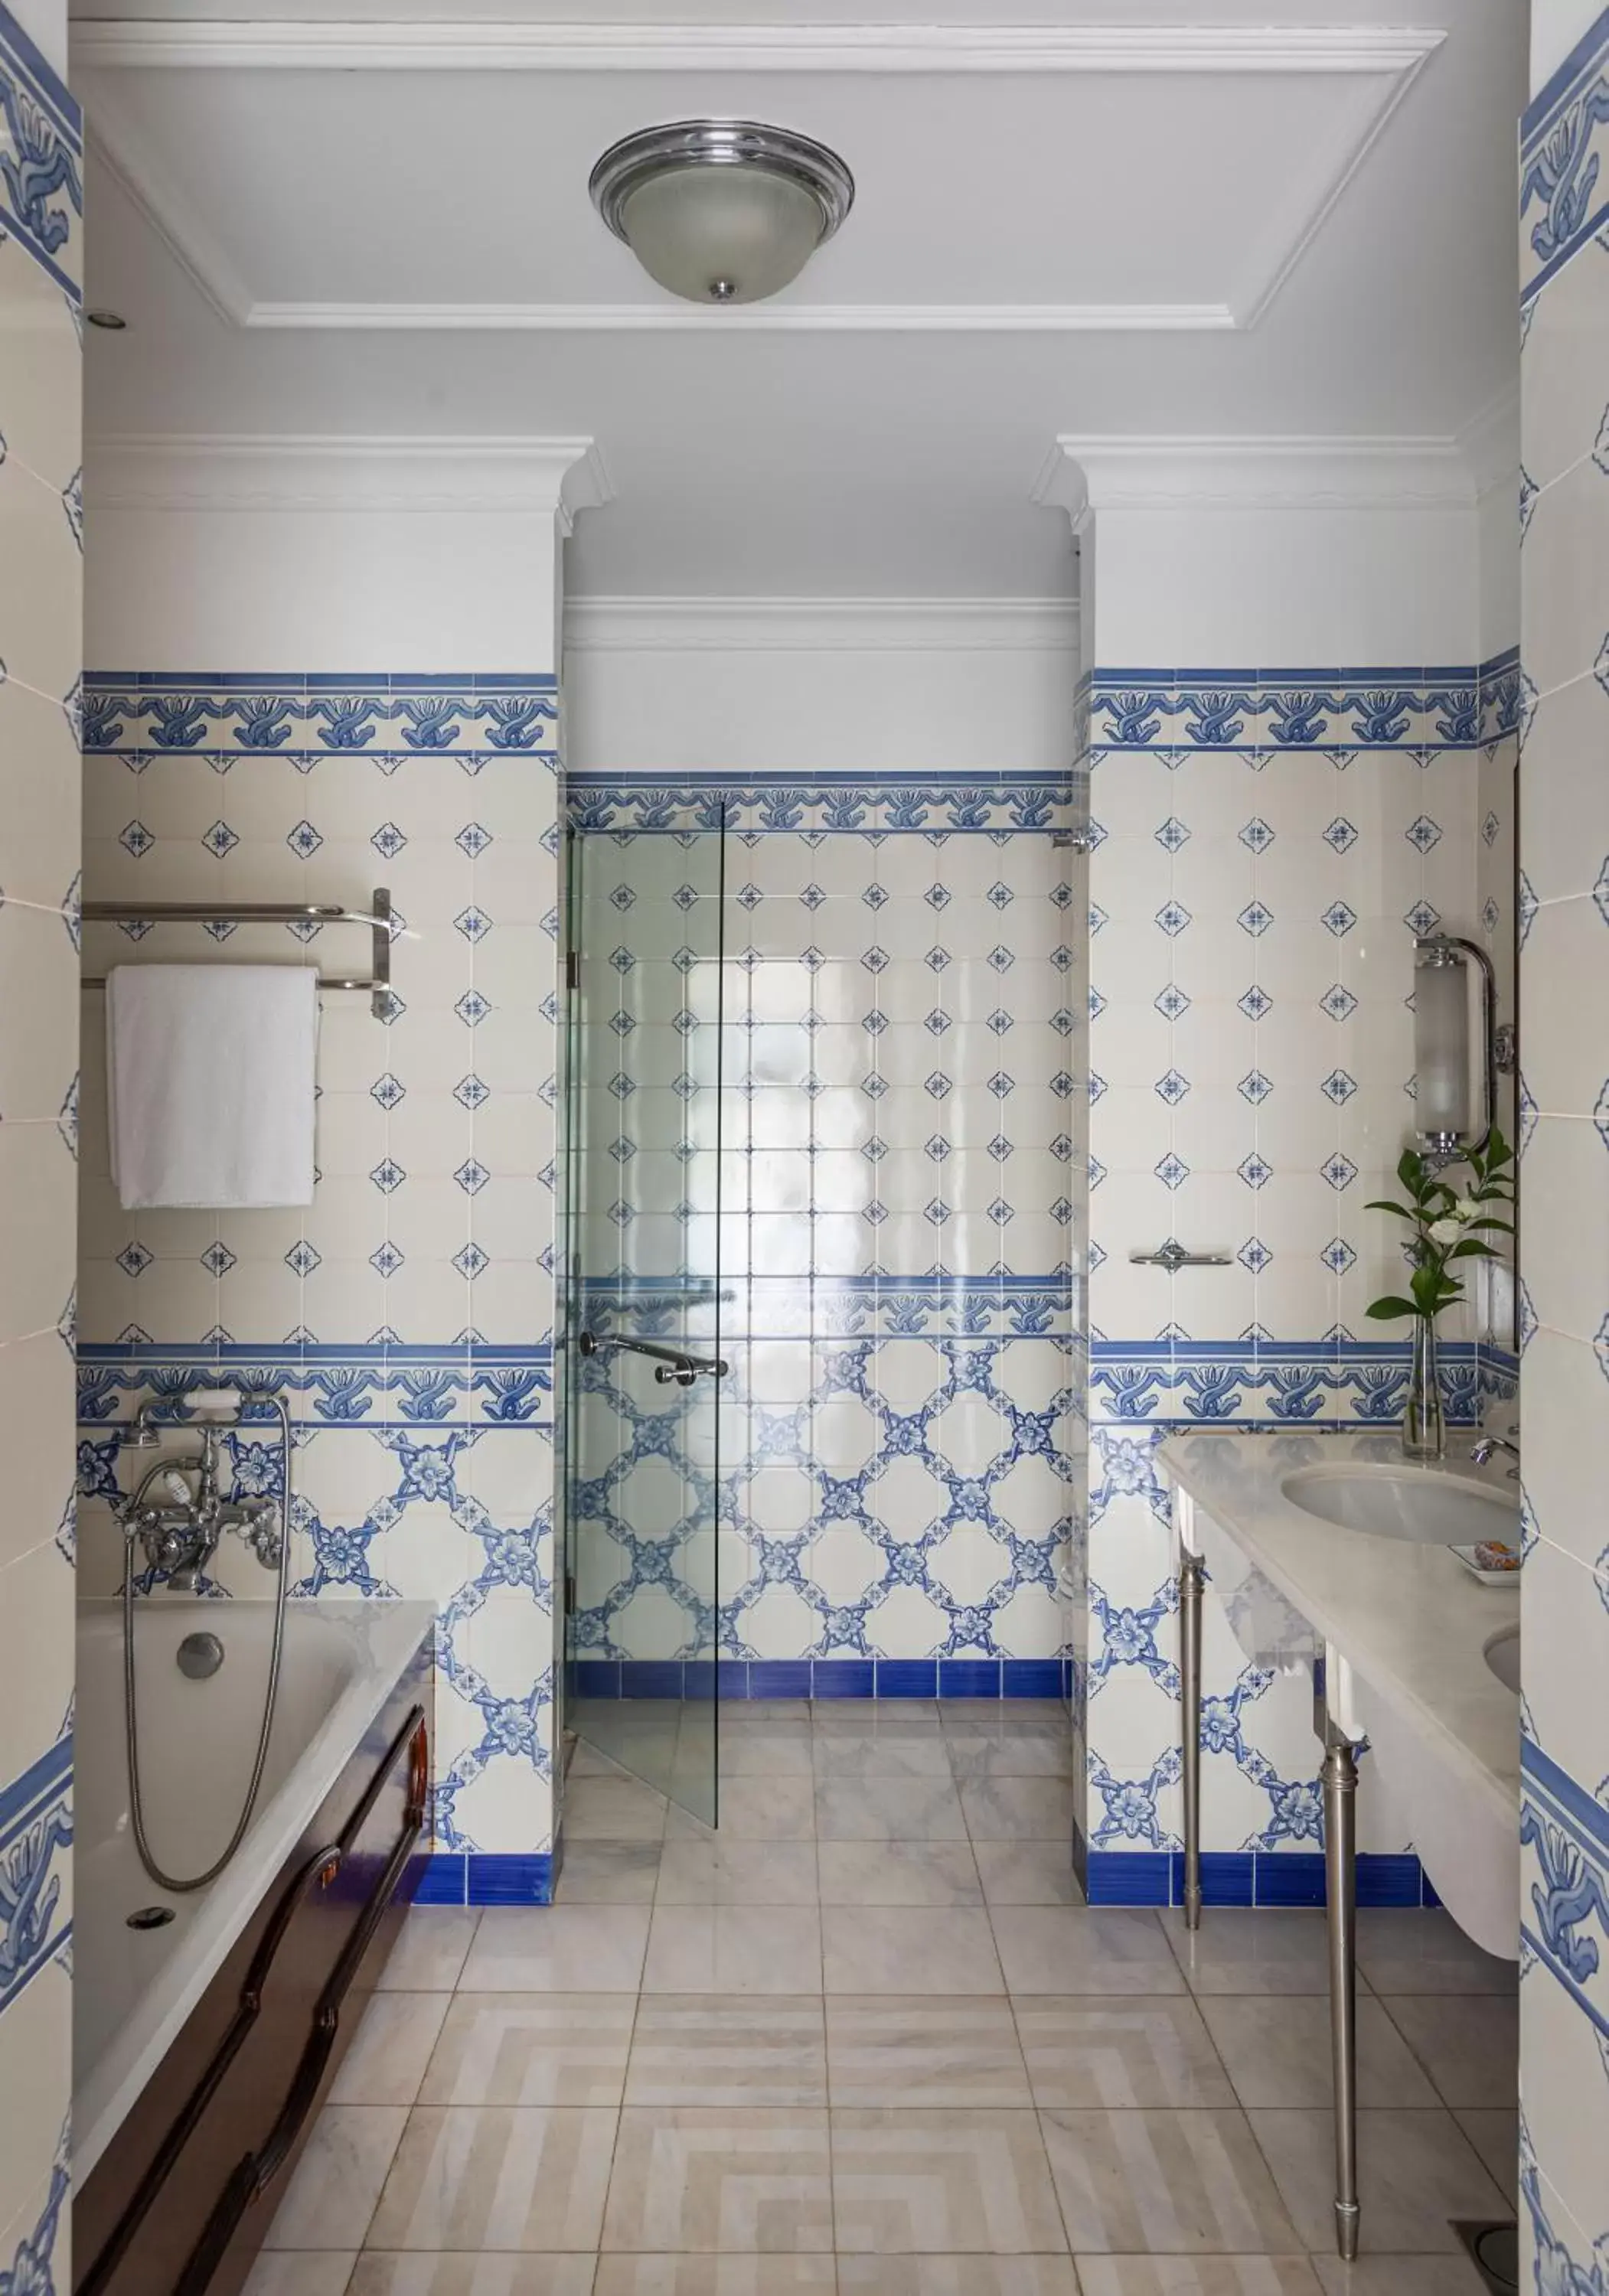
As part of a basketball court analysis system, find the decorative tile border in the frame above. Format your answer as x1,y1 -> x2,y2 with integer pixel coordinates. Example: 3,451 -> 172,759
1521,4 -> 1609,305
1090,1336 -> 1483,1426
585,1273 -> 1078,1341
0,1726 -> 72,2014
0,0 -> 82,303
565,775 -> 1078,835
1520,1733 -> 1609,2049
77,1343 -> 553,1428
83,673 -> 559,758
1087,664 -> 1515,755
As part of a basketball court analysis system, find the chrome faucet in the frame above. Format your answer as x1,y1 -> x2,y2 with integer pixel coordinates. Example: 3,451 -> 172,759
1469,1431 -> 1519,1470
116,1413 -> 282,1589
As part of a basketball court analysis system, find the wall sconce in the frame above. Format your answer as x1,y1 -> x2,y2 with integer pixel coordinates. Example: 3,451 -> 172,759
1413,935 -> 1500,1158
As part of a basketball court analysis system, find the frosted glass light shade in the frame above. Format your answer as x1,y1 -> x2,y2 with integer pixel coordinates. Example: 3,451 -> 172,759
620,165 -> 826,305
1415,951 -> 1471,1141
591,120 -> 853,307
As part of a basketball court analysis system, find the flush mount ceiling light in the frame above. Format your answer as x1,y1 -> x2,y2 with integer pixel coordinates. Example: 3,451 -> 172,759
589,119 -> 854,306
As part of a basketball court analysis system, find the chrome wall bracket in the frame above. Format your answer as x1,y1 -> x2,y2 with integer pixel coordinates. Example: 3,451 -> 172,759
1131,1243 -> 1232,1270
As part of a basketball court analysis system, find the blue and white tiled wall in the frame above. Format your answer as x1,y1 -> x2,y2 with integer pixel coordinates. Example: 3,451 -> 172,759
1515,8 -> 1609,2278
76,676 -> 562,1895
0,3 -> 80,2286
1082,654 -> 1520,1898
565,775 -> 1088,1704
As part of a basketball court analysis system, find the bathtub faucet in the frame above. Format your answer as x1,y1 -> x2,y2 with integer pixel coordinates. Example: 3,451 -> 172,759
116,1414 -> 282,1590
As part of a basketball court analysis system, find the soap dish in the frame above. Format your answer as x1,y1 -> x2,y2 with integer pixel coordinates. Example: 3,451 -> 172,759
1450,1541 -> 1523,1586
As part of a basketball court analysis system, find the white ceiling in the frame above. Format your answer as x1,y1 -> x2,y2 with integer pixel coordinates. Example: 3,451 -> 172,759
73,3 -> 1528,596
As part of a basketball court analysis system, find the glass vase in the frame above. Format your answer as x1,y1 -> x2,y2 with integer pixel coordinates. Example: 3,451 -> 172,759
1402,1314 -> 1445,1462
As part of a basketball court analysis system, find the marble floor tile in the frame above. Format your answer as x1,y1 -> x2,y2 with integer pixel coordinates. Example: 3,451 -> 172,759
641,1904 -> 824,1994
972,1842 -> 1085,1908
625,1996 -> 827,2106
814,1777 -> 969,1841
330,1993 -> 453,2106
458,1906 -> 651,1994
824,1995 -> 1031,2106
991,1909 -> 1183,1996
600,2107 -> 833,2251
1074,2265 -> 1323,2294
553,1842 -> 662,1904
821,1906 -> 1004,1994
562,1776 -> 671,1843
835,2259 -> 1079,2293
365,2107 -> 618,2251
1014,1998 -> 1235,2109
1307,2255 -> 1490,2292
1245,2108 -> 1509,2251
722,1702 -> 814,1723
716,1727 -> 816,1777
379,1912 -> 481,1993
1353,1912 -> 1518,1997
348,2261 -> 597,2296
939,1700 -> 1066,1725
1039,2108 -> 1301,2254
243,2252 -> 358,2296
419,1995 -> 636,2106
829,2107 -> 1067,2253
1196,1996 -> 1439,2110
1164,1914 -> 1337,1998
1377,1994 -> 1519,2107
944,1730 -> 1075,1782
1454,2107 -> 1518,2205
707,1777 -> 820,1841
813,1731 -> 956,1779
654,1840 -> 818,1906
816,1841 -> 982,1907
814,1703 -> 943,1729
958,1777 -> 1078,1841
592,2262 -> 835,2294
264,2105 -> 410,2249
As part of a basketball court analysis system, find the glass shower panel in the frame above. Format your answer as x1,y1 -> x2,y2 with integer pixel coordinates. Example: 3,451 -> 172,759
563,814 -> 726,1829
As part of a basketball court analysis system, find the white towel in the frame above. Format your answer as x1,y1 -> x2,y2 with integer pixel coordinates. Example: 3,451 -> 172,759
106,965 -> 318,1209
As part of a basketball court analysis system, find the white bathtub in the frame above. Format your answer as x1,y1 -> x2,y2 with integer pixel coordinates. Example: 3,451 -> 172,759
73,1597 -> 435,2183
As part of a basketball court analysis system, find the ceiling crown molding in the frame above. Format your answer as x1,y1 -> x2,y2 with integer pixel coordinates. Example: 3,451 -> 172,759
242,301 -> 1235,335
1032,434 -> 1479,517
73,21 -> 1445,76
85,435 -> 614,528
563,596 -> 1078,653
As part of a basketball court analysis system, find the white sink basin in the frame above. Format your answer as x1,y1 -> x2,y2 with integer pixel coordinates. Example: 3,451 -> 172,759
1279,1463 -> 1519,1546
1484,1624 -> 1521,1694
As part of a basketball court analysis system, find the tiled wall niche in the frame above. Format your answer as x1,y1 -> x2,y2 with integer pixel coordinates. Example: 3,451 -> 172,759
1515,5 -> 1609,2277
0,1 -> 80,2284
77,449 -> 589,1902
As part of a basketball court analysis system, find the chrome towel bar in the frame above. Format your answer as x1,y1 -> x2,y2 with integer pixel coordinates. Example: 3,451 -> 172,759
80,889 -> 397,1018
1129,1244 -> 1233,1270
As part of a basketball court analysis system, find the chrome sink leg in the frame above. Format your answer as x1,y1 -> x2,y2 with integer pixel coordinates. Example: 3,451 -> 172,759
1180,1550 -> 1206,1931
1323,1726 -> 1362,2261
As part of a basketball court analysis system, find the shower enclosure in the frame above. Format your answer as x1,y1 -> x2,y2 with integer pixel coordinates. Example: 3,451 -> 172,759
560,810 -> 728,1828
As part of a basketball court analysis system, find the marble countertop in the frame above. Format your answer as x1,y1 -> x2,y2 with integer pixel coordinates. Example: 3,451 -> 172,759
1158,1427 -> 1522,1835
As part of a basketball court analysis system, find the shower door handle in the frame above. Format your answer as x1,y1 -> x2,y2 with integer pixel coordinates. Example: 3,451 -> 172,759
579,1331 -> 728,1383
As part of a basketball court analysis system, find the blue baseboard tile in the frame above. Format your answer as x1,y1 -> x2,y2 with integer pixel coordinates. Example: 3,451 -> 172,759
467,1852 -> 556,1906
875,1658 -> 938,1698
749,1661 -> 815,1699
811,1659 -> 877,1700
414,1851 -> 468,1906
938,1658 -> 1002,1698
1003,1660 -> 1065,1699
573,1660 -> 622,1701
1083,1843 -> 1429,1910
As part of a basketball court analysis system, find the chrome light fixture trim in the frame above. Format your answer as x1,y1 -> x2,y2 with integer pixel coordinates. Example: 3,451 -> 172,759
589,116 -> 855,253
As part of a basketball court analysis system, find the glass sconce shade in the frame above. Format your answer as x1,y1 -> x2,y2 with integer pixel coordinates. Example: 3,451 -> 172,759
1415,950 -> 1471,1145
591,120 -> 855,307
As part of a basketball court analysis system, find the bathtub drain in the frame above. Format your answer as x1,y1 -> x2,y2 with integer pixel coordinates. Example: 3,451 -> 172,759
177,1631 -> 224,1680
126,1905 -> 176,1930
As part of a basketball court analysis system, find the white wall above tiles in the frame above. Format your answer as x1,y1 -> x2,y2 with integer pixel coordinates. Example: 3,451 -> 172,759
1532,0 -> 1607,84
563,598 -> 1077,775
85,436 -> 609,671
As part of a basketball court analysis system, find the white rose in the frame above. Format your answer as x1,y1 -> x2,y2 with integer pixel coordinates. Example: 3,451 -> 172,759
1428,1217 -> 1463,1244
1451,1195 -> 1480,1222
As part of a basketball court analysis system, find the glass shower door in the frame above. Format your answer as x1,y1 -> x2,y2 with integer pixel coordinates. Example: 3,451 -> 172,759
562,812 -> 726,1829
